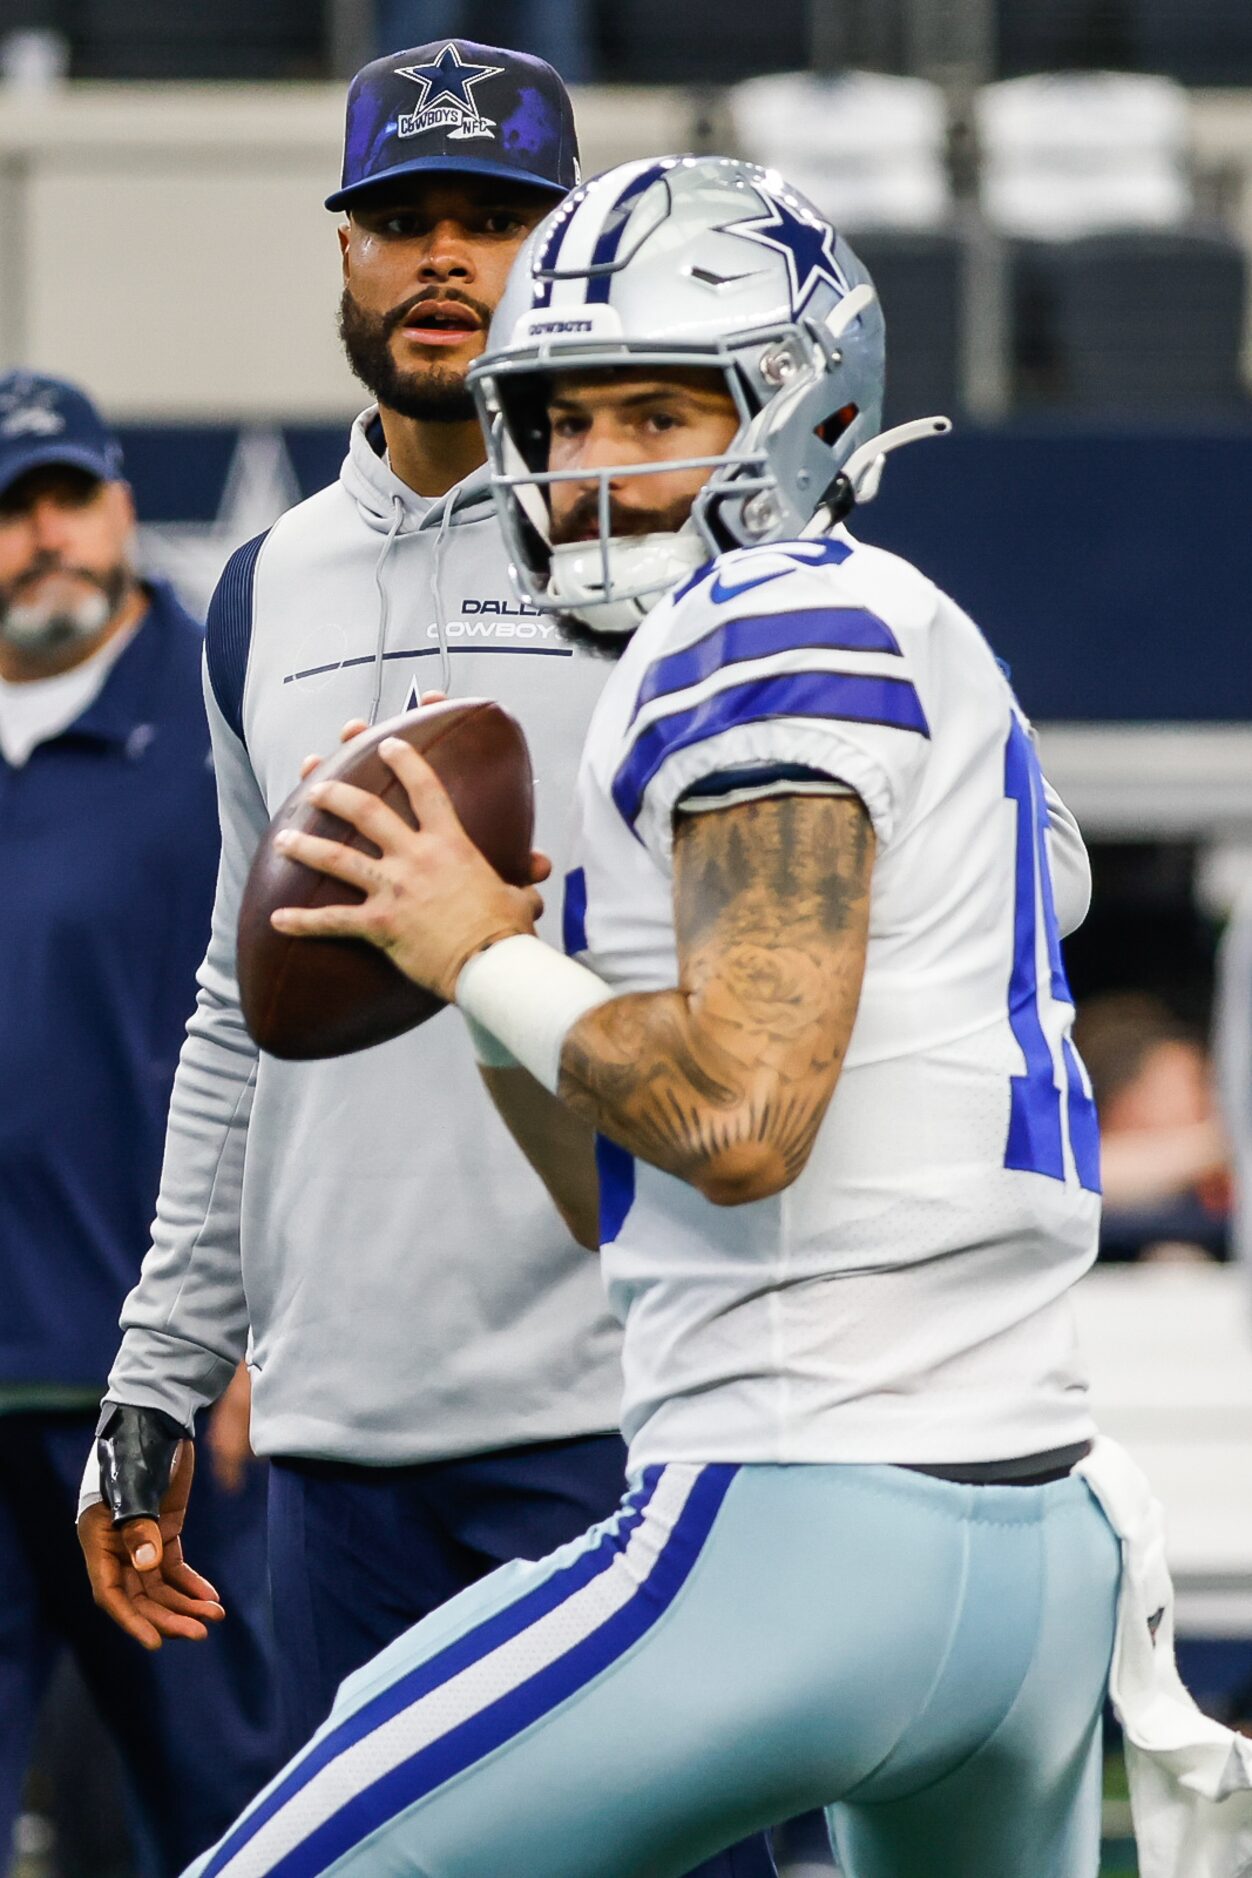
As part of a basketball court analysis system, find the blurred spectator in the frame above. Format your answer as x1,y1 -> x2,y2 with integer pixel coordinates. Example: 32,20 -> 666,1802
1074,991 -> 1231,1263
0,372 -> 280,1876
1214,874 -> 1252,1273
376,2 -> 596,82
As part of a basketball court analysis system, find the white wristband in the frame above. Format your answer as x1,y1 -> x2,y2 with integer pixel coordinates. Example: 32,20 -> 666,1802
77,1441 -> 104,1522
456,933 -> 615,1094
462,1012 -> 520,1071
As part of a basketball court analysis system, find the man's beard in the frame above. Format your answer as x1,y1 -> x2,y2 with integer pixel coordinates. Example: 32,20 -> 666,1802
339,286 -> 490,422
0,557 -> 131,656
548,488 -> 697,548
550,609 -> 630,658
547,489 -> 699,658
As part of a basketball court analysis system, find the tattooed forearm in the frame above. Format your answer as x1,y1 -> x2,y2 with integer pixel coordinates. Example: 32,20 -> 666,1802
558,792 -> 875,1204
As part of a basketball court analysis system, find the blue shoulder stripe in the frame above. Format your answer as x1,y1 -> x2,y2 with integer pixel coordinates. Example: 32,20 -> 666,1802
205,530 -> 268,747
613,668 -> 929,829
632,605 -> 901,724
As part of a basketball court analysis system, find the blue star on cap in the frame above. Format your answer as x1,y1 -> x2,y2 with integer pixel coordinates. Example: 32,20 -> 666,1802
724,191 -> 850,314
395,43 -> 503,115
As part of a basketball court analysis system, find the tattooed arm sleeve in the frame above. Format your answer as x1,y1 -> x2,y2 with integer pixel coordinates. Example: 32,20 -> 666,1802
557,791 -> 875,1206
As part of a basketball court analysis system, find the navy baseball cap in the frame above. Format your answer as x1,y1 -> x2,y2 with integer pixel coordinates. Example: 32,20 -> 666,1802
326,39 -> 579,212
0,371 -> 123,501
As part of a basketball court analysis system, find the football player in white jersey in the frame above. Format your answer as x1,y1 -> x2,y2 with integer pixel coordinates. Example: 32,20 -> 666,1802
183,158 -> 1122,1878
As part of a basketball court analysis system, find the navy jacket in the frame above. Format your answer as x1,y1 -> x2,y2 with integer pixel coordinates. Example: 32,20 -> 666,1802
0,582 -> 219,1389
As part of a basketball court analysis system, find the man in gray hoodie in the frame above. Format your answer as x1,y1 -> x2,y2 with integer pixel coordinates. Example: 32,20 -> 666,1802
81,40 -> 783,1873
74,34 -> 691,1855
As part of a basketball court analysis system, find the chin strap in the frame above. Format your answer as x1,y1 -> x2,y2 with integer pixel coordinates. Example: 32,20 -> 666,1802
96,1402 -> 188,1526
823,414 -> 952,522
548,524 -> 707,636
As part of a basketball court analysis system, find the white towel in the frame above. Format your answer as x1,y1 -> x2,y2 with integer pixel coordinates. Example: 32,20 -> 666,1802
1078,1437 -> 1252,1878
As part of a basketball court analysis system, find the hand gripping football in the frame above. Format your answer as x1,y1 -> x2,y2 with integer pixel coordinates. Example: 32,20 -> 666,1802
237,699 -> 534,1060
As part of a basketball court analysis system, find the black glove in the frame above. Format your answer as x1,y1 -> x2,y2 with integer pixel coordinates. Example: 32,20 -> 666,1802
95,1402 -> 189,1526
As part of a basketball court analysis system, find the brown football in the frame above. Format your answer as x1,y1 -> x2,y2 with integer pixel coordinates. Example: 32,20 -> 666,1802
237,698 -> 534,1060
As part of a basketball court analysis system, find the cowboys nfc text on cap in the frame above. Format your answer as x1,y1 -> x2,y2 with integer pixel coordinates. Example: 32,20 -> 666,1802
0,371 -> 124,503
327,39 -> 580,212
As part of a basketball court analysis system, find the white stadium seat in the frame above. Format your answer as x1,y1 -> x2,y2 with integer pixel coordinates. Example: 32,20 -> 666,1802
732,68 -> 950,232
977,70 -> 1194,238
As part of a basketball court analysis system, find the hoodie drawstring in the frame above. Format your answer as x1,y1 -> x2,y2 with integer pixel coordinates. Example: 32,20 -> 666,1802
365,494 -> 406,727
430,492 -> 456,698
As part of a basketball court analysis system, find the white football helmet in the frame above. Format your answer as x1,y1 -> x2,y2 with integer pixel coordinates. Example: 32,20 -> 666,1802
470,154 -> 947,636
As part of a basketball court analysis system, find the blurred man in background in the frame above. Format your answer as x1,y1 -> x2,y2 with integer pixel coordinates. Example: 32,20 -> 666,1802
0,372 -> 279,1875
1075,991 -> 1230,1262
1215,881 -> 1252,1274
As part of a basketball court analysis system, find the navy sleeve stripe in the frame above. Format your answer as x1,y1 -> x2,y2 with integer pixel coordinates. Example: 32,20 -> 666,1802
562,866 -> 589,955
612,669 -> 929,829
631,606 -> 901,725
596,1133 -> 636,1244
680,762 -> 846,801
205,530 -> 269,747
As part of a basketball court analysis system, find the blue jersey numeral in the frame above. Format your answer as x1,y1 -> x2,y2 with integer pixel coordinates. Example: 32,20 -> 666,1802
1003,719 -> 1100,1192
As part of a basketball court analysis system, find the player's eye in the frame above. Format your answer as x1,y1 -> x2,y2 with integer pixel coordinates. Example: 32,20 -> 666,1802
642,409 -> 683,434
549,413 -> 590,439
378,214 -> 423,238
482,210 -> 526,236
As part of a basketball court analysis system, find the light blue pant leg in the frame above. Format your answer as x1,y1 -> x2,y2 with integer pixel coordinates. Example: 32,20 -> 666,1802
831,1472 -> 1120,1878
183,1463 -> 1118,1878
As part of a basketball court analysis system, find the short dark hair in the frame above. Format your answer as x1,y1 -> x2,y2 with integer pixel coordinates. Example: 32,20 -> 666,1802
1072,992 -> 1199,1112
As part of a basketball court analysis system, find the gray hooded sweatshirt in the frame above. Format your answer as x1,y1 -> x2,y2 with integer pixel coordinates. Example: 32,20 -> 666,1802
105,411 -> 623,1464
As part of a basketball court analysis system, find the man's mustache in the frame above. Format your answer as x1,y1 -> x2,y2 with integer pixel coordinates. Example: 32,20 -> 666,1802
550,490 -> 693,546
1,554 -> 114,605
383,287 -> 493,340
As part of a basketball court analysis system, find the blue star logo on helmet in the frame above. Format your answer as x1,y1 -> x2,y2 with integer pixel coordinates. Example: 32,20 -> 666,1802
724,190 -> 851,315
395,43 -> 503,143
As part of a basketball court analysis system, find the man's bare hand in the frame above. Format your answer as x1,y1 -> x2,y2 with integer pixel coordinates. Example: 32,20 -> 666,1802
271,738 -> 543,1002
206,1361 -> 254,1495
78,1441 -> 224,1651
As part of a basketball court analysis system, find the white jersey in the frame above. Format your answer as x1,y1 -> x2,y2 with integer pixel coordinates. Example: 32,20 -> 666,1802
566,527 -> 1101,1471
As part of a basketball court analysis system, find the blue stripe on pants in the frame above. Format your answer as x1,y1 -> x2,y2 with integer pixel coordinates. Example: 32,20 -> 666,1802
202,1466 -> 736,1876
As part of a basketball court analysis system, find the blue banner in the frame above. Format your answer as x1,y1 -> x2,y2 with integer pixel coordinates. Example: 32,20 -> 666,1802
117,421 -> 1252,724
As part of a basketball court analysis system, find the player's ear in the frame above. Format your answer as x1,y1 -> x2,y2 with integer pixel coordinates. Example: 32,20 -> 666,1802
338,222 -> 351,277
